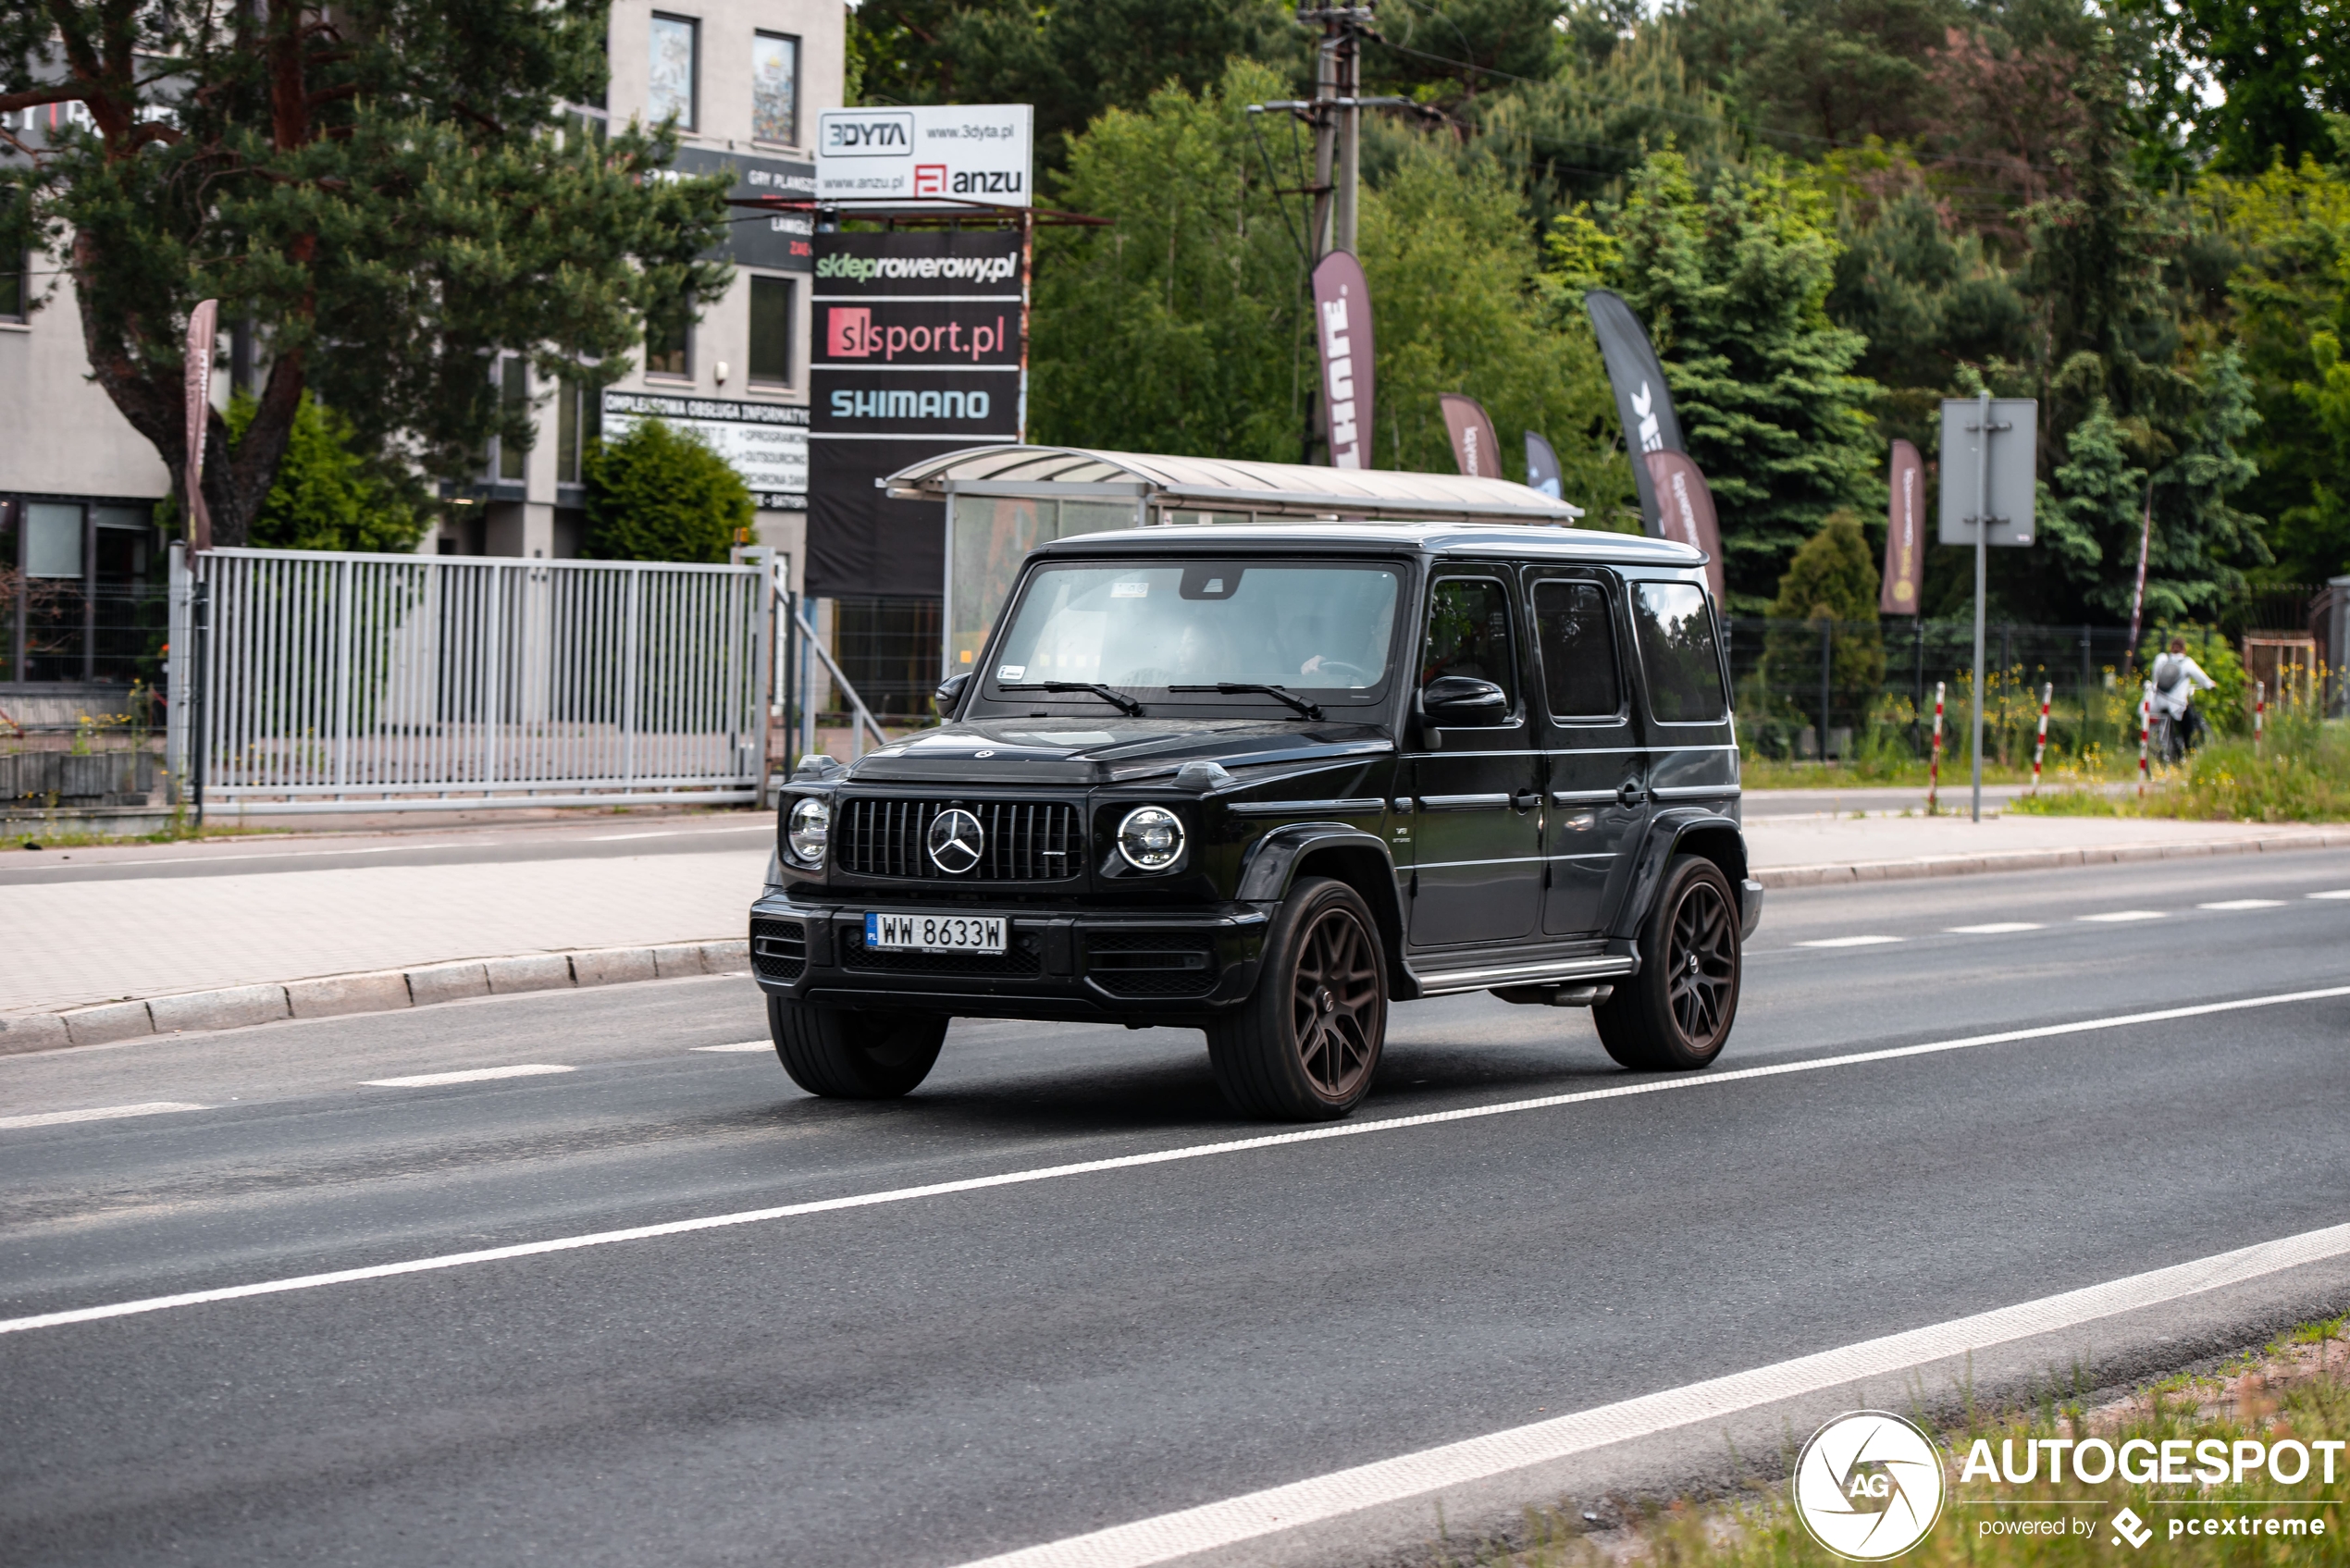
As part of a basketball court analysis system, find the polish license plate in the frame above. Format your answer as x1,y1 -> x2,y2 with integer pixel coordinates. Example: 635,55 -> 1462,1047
865,911 -> 1008,954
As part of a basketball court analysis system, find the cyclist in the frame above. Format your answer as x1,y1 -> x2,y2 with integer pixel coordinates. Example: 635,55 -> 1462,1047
2148,636 -> 2216,759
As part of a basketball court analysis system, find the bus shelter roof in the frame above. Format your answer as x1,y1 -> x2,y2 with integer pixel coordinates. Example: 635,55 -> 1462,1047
882,444 -> 1584,525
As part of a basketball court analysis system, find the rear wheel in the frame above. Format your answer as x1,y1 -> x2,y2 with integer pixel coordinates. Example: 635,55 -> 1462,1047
1593,854 -> 1740,1071
1208,877 -> 1388,1120
769,997 -> 947,1098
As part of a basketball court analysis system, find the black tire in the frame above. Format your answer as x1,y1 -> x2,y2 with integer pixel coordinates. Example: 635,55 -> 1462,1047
1592,854 -> 1740,1071
1207,877 -> 1388,1120
769,997 -> 947,1099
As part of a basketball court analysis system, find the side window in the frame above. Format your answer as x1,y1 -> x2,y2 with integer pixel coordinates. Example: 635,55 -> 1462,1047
1421,577 -> 1515,706
1631,582 -> 1728,722
1532,579 -> 1622,719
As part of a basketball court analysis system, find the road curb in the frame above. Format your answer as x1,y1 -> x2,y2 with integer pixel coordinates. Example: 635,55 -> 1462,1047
1753,827 -> 2350,888
0,939 -> 751,1058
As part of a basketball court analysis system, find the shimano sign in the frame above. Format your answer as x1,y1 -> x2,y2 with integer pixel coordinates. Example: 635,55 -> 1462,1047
814,104 -> 1033,210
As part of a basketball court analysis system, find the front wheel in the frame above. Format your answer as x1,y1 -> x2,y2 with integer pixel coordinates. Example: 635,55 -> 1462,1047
1593,854 -> 1740,1071
770,997 -> 947,1098
1208,877 -> 1388,1120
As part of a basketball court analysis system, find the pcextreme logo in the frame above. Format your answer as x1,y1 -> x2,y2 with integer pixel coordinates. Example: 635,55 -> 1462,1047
1795,1412 -> 1948,1560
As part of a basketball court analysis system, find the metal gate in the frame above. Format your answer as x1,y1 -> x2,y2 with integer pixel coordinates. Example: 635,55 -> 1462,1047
167,548 -> 770,814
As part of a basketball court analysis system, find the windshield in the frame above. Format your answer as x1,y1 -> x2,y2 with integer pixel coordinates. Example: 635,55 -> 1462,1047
984,561 -> 1403,705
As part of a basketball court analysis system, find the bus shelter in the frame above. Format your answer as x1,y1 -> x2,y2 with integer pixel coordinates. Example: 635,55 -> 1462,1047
882,445 -> 1584,678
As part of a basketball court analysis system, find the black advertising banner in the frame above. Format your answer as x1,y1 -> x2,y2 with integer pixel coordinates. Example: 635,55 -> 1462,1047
1311,253 -> 1374,470
1881,438 -> 1924,615
1584,289 -> 1685,537
1645,451 -> 1725,604
669,147 -> 816,272
809,229 -> 1023,599
1525,431 -> 1563,500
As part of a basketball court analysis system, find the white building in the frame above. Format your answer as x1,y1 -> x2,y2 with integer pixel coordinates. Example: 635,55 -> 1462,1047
1,1 -> 840,694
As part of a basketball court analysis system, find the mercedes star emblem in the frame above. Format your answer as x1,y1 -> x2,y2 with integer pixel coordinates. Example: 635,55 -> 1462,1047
926,808 -> 985,874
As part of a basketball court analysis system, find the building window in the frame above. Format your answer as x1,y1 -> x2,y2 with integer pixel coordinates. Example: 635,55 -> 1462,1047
748,276 -> 794,387
649,14 -> 699,130
24,501 -> 82,579
646,298 -> 692,378
497,355 -> 529,481
557,377 -> 602,483
0,249 -> 24,322
751,32 -> 798,145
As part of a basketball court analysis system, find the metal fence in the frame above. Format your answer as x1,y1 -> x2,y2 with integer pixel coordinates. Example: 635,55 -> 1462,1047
168,547 -> 771,814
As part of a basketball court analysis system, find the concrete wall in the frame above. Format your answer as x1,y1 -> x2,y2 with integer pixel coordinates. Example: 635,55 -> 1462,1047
0,266 -> 175,503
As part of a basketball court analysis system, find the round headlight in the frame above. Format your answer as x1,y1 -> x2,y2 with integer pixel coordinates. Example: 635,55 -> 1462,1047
1117,805 -> 1185,871
786,796 -> 832,866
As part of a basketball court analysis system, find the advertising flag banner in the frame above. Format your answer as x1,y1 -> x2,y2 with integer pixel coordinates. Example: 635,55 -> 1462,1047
1524,431 -> 1563,499
1881,438 -> 1925,614
1311,252 -> 1374,470
815,105 -> 1033,210
1644,450 -> 1725,603
1439,394 -> 1502,479
1584,289 -> 1684,537
182,299 -> 218,549
810,228 -> 1023,598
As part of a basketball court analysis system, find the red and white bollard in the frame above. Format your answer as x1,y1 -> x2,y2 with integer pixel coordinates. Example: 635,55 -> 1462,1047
2030,681 -> 2052,795
1928,681 -> 1946,813
2137,685 -> 2152,796
2255,679 -> 2266,755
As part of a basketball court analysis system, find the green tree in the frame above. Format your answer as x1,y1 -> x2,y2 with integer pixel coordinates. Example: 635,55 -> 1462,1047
583,419 -> 751,564
1601,149 -> 1881,607
1762,510 -> 1886,735
224,392 -> 427,553
2164,0 -> 2349,175
0,0 -> 732,547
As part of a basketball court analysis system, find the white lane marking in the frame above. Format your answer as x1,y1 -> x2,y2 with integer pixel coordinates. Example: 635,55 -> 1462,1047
691,1041 -> 773,1053
6,982 -> 2348,1339
2200,899 -> 2286,910
945,1220 -> 2350,1568
2308,890 -> 2350,900
586,831 -> 689,841
1796,934 -> 1902,947
1948,922 -> 2045,934
0,1102 -> 208,1131
362,1065 -> 576,1088
2079,909 -> 2166,922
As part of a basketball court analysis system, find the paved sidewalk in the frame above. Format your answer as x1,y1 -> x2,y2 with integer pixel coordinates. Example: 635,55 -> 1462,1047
3,813 -> 2345,1043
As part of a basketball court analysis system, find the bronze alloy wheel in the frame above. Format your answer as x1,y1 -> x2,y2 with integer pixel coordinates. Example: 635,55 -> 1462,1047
1664,875 -> 1738,1044
1593,853 -> 1742,1071
1207,876 -> 1390,1120
1290,904 -> 1382,1101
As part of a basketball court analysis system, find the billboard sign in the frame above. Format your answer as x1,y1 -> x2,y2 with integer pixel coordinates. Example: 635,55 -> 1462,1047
665,146 -> 815,271
814,104 -> 1033,209
601,390 -> 808,512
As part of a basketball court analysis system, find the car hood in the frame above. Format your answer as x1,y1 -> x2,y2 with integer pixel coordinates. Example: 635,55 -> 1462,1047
838,717 -> 1394,785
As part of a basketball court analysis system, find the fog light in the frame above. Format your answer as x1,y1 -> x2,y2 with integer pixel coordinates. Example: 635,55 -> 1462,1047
1117,806 -> 1184,870
787,796 -> 831,866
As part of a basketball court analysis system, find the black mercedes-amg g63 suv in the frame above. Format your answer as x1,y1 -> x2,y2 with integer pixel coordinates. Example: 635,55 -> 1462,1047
748,522 -> 1760,1120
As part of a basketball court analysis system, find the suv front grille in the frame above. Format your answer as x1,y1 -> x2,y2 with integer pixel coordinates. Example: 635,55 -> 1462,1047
1084,929 -> 1218,999
750,918 -> 807,982
836,797 -> 1082,882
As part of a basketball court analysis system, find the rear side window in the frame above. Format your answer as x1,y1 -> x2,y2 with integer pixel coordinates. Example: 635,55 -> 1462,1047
1631,582 -> 1727,722
1421,578 -> 1515,706
1532,580 -> 1621,719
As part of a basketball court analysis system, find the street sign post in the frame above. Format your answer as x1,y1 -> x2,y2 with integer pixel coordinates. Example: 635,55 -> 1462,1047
1938,395 -> 2037,822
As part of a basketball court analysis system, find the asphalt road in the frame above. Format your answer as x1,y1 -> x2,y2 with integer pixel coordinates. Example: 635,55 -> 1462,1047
3,850 -> 2348,1567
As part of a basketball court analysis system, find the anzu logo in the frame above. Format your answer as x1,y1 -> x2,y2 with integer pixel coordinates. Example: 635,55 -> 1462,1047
952,170 -> 1024,195
823,112 -> 911,156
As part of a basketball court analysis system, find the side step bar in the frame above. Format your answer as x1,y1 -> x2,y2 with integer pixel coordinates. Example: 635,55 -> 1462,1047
1405,953 -> 1637,999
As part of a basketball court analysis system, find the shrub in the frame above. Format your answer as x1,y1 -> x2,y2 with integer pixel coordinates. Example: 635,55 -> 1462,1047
226,392 -> 427,553
583,417 -> 752,563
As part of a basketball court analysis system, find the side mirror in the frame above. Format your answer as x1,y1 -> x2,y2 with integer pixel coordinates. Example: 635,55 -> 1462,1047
1420,674 -> 1509,725
934,670 -> 971,711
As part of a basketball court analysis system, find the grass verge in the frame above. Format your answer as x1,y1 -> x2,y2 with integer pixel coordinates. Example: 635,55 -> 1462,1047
1460,1320 -> 2349,1568
2011,719 -> 2350,823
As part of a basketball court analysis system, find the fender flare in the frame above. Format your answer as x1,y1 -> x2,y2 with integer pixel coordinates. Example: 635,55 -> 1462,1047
1609,809 -> 1754,942
1236,821 -> 1415,997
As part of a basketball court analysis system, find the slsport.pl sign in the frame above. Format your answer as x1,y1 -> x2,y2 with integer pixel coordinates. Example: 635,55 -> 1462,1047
813,105 -> 1033,210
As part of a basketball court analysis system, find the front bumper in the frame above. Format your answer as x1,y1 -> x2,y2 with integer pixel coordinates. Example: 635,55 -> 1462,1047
1738,878 -> 1765,939
747,892 -> 1273,1019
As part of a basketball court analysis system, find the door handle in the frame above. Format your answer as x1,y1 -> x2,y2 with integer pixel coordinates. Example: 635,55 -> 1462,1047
1616,778 -> 1646,808
1512,790 -> 1540,811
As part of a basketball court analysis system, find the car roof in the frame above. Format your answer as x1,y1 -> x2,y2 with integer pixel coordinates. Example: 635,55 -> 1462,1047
1030,521 -> 1707,567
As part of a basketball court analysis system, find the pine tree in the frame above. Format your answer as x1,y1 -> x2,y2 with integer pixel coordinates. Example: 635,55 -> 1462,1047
1762,510 -> 1886,737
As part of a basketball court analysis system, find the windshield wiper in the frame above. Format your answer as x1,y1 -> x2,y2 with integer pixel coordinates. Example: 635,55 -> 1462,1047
1169,683 -> 1324,721
999,681 -> 1144,717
